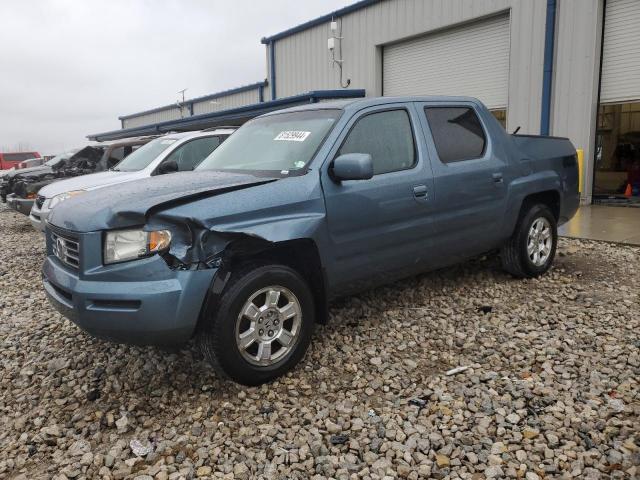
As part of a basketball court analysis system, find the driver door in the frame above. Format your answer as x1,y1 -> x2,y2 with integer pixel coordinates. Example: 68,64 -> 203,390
320,104 -> 437,294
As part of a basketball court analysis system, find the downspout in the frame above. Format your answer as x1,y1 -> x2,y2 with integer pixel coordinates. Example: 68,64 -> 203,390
269,41 -> 277,100
591,0 -> 607,203
540,0 -> 557,135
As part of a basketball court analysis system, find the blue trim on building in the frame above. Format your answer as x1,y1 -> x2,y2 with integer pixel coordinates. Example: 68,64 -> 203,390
118,81 -> 268,121
540,0 -> 557,135
269,41 -> 276,100
89,89 -> 366,141
260,0 -> 380,44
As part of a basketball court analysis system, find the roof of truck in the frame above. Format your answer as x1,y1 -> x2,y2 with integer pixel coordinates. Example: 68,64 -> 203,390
262,95 -> 483,116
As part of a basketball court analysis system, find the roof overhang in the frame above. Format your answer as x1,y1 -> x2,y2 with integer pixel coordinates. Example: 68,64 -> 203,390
118,81 -> 268,121
261,0 -> 380,44
88,89 -> 365,142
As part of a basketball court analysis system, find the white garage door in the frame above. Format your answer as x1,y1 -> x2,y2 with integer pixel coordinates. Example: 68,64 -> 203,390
600,0 -> 640,103
383,14 -> 510,109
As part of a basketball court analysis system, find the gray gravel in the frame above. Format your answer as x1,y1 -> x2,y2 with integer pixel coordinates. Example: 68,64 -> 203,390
0,205 -> 638,480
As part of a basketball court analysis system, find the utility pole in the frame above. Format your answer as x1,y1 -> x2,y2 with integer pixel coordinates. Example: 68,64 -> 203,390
177,88 -> 188,118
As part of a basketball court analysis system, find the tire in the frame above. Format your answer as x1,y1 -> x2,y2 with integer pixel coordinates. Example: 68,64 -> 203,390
501,203 -> 558,278
198,264 -> 315,385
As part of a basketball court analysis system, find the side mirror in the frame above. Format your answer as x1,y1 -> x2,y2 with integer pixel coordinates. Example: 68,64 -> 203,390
331,153 -> 373,181
158,159 -> 178,174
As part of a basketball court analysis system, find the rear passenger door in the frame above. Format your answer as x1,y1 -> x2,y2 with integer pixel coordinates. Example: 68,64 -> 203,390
321,104 -> 437,293
418,103 -> 508,259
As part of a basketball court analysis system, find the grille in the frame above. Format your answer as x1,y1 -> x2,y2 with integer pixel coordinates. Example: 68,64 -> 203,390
35,195 -> 45,209
51,230 -> 80,269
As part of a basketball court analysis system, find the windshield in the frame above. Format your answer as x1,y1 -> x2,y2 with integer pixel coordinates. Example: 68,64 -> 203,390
196,110 -> 341,174
113,138 -> 177,172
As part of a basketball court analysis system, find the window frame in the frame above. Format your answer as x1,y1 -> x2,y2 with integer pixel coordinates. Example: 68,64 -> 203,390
154,134 -> 225,174
423,105 -> 489,165
334,106 -> 419,177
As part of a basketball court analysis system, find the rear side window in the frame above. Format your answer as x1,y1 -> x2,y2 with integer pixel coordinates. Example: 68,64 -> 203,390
424,107 -> 486,163
338,109 -> 416,175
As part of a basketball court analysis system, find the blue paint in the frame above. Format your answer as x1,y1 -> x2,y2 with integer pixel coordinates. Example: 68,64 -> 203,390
54,96 -> 579,361
540,0 -> 557,135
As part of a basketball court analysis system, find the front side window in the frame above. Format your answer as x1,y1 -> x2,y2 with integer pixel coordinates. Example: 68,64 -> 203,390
338,109 -> 416,175
113,138 -> 177,172
107,146 -> 126,168
196,110 -> 341,175
424,107 -> 486,163
161,136 -> 222,172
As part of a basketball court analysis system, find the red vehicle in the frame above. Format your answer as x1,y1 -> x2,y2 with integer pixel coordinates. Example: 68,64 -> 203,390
0,152 -> 41,170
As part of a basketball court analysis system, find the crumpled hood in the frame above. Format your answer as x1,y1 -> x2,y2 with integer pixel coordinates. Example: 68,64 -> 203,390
39,170 -> 145,198
5,165 -> 52,180
48,170 -> 276,232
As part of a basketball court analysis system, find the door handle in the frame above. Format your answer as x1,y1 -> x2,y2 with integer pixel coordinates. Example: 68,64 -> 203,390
413,184 -> 428,199
492,172 -> 504,183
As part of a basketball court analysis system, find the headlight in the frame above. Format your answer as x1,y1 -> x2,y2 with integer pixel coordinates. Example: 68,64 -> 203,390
104,228 -> 172,264
49,190 -> 86,209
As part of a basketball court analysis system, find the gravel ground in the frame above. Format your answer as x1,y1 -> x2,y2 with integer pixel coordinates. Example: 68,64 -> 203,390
0,205 -> 638,480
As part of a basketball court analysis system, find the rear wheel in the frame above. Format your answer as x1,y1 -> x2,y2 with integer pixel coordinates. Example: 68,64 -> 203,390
501,203 -> 557,278
198,264 -> 314,385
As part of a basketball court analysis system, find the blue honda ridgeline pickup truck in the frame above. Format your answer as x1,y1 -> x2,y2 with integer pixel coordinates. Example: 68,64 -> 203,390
43,96 -> 579,385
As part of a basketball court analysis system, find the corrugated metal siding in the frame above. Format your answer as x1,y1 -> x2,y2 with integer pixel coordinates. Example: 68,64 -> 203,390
192,89 -> 260,115
122,107 -> 183,129
272,0 -> 547,133
551,0 -> 602,203
382,13 -> 510,109
600,0 -> 640,103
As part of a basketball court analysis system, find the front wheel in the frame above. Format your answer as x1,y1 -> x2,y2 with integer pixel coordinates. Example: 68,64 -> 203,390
198,264 -> 315,385
501,203 -> 558,278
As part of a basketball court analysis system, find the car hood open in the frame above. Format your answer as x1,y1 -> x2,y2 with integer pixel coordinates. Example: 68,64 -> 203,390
48,170 -> 277,232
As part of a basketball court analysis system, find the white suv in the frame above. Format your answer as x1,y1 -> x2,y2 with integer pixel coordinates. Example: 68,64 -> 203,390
30,128 -> 235,232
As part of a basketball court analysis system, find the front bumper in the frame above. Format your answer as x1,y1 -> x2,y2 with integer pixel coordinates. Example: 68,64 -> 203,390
6,194 -> 34,216
42,228 -> 217,346
30,200 -> 49,232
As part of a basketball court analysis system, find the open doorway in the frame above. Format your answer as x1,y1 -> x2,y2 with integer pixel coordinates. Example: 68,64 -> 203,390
594,101 -> 640,205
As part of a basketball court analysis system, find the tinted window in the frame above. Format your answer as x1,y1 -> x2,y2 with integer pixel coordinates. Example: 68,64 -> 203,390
338,109 -> 415,175
425,107 -> 486,163
162,136 -> 222,172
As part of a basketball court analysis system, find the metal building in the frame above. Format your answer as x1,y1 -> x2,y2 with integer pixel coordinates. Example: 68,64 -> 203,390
93,0 -> 640,205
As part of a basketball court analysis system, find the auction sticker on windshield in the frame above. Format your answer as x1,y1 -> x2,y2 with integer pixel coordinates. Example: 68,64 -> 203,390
274,131 -> 311,142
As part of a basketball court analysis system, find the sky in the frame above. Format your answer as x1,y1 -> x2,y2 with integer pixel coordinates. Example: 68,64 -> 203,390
0,0 -> 349,154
